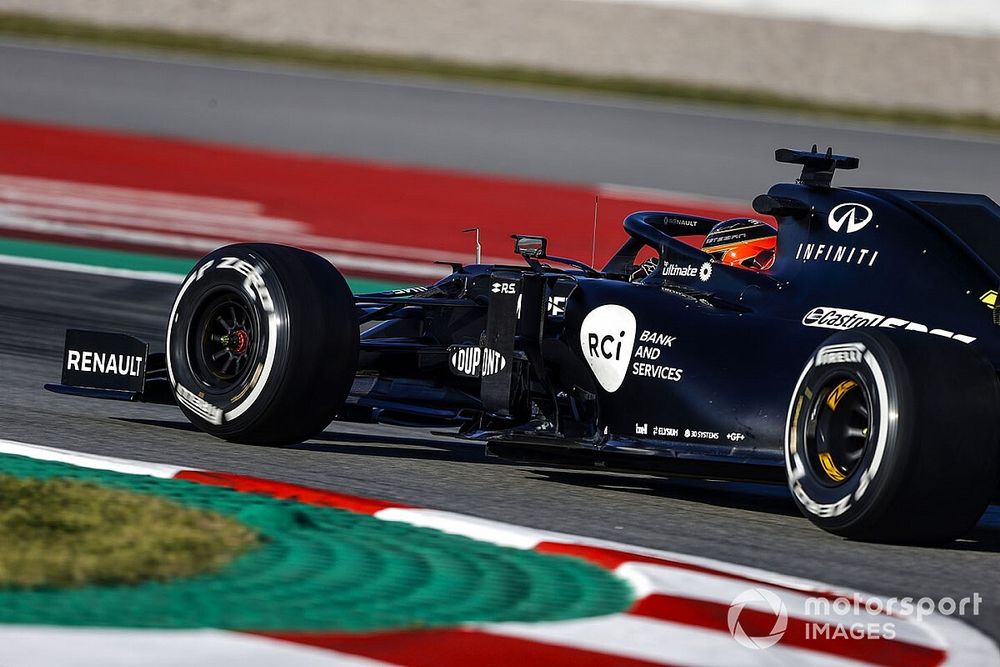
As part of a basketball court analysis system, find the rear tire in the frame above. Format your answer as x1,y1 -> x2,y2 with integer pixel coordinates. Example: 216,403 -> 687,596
785,329 -> 1000,544
166,244 -> 358,445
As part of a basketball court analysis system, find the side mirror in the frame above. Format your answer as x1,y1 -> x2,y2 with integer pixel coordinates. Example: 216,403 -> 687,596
512,235 -> 547,259
752,194 -> 812,220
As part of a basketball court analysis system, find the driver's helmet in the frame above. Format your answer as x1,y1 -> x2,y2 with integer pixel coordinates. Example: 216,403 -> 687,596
702,218 -> 776,271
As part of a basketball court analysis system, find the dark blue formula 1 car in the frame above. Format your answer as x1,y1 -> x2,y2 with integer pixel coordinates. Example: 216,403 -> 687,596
47,147 -> 1000,544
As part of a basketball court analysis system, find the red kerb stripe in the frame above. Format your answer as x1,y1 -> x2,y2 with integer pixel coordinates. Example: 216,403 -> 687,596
174,470 -> 409,514
254,628 -> 674,667
537,542 -> 873,607
630,594 -> 946,667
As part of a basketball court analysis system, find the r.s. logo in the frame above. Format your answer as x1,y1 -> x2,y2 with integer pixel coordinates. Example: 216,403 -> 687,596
579,304 -> 636,392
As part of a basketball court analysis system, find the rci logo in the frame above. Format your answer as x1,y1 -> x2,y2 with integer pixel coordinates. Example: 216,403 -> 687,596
728,588 -> 789,650
579,304 -> 636,392
827,203 -> 873,234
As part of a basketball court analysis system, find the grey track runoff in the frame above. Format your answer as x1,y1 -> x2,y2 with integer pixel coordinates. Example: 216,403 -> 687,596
2,39 -> 1000,202
2,264 -> 998,641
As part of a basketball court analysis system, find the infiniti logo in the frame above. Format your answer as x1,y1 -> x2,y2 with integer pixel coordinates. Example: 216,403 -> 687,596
828,203 -> 873,234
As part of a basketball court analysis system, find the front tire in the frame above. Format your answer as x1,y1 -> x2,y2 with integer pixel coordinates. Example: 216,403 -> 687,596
167,244 -> 358,445
785,329 -> 1000,544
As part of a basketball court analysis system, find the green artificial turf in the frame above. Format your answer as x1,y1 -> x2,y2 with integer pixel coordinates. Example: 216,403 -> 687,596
0,454 -> 633,630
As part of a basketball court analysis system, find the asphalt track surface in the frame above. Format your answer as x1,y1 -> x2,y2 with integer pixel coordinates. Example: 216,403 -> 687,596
3,266 -> 1000,641
2,40 -> 1000,642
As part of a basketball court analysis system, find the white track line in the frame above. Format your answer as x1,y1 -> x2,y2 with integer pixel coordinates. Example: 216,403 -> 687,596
0,174 -> 505,264
0,439 -> 192,478
597,183 -> 748,208
0,174 -> 262,213
0,201 -> 305,235
0,195 -> 305,233
0,627 -> 392,667
0,214 -> 462,280
0,253 -> 185,284
373,507 -> 567,549
0,209 -> 502,266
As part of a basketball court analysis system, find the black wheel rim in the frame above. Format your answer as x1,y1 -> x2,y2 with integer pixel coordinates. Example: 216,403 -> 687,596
190,289 -> 259,390
805,373 -> 873,486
